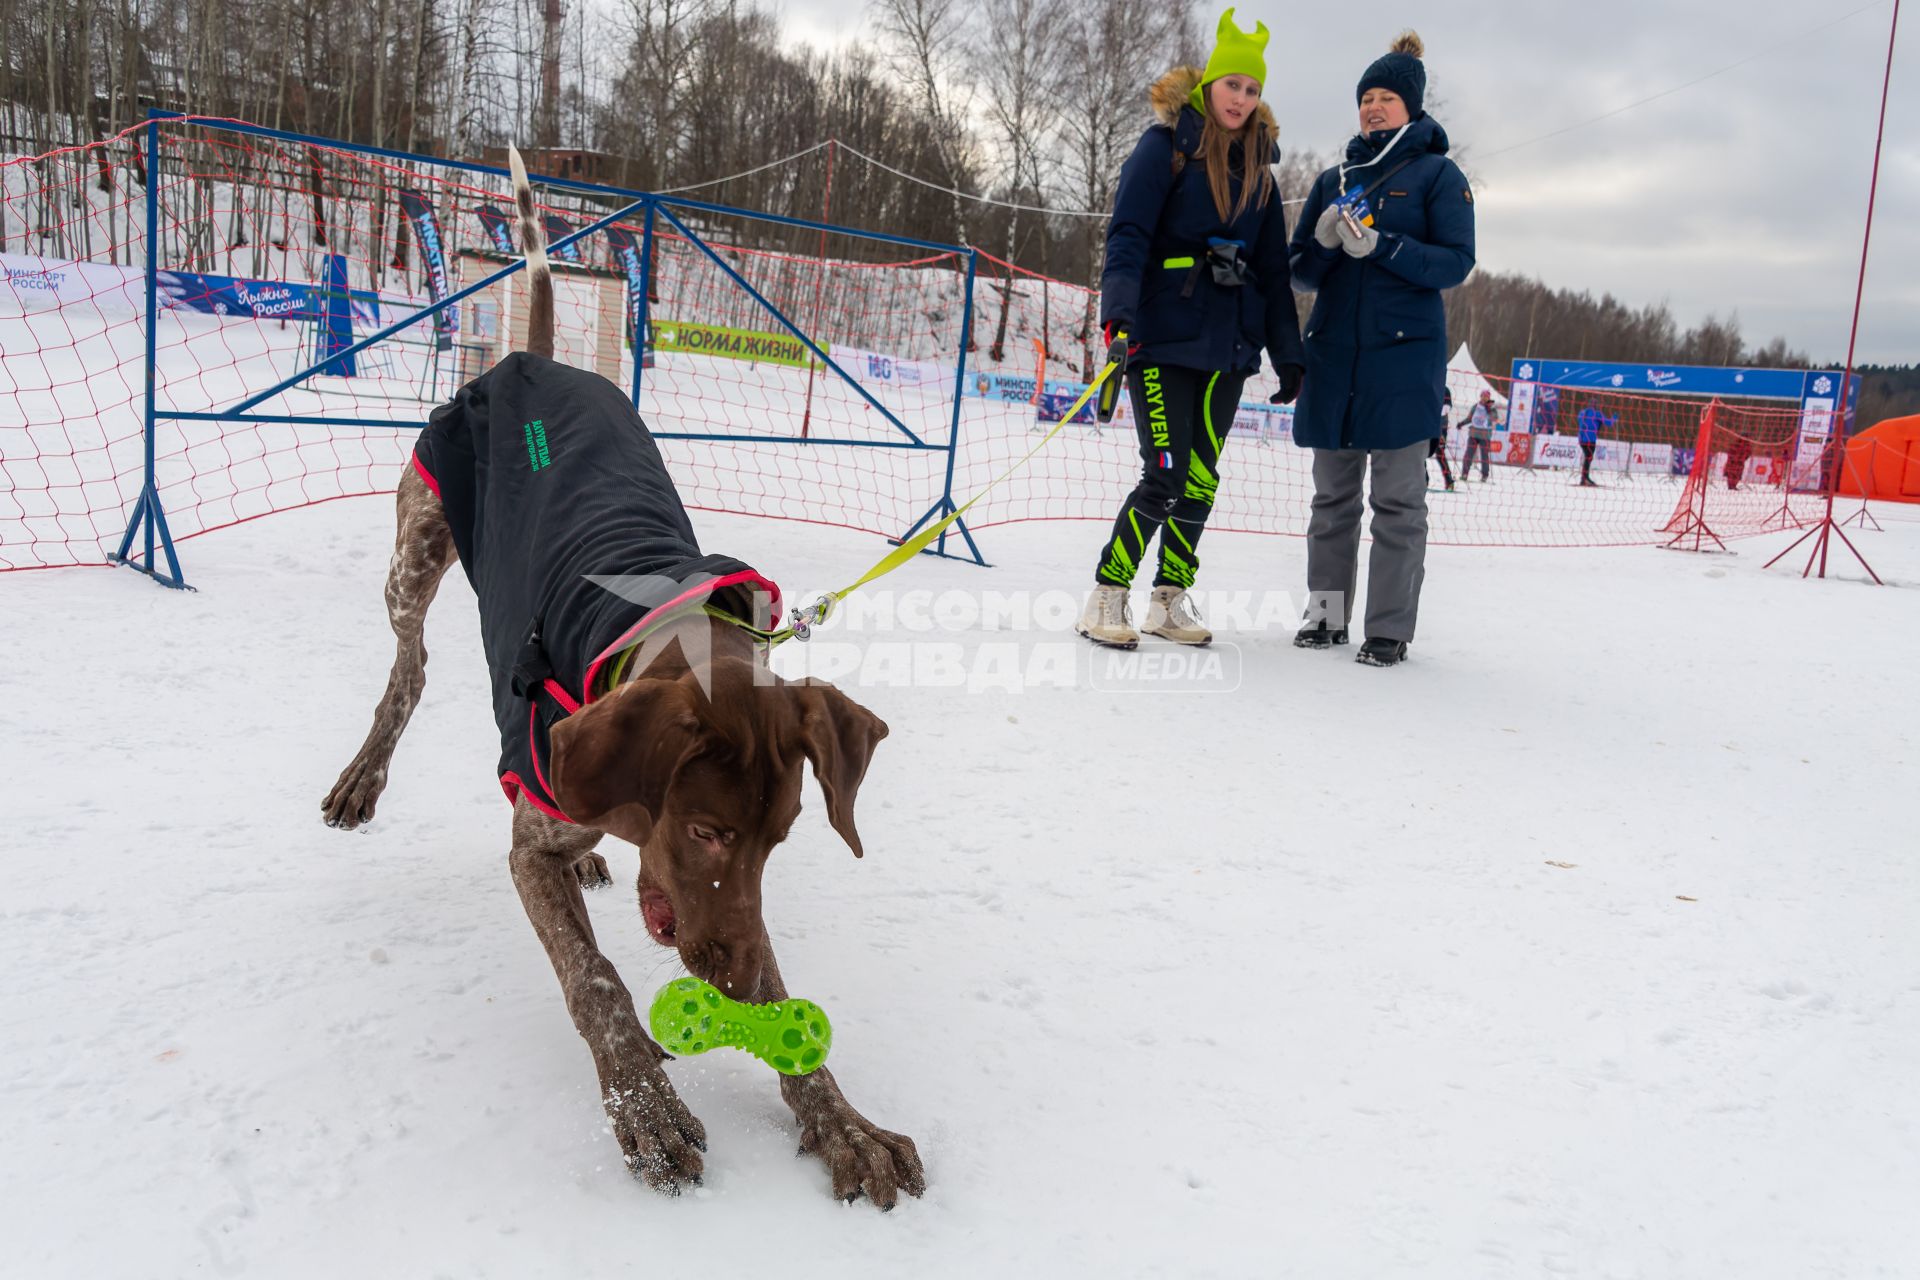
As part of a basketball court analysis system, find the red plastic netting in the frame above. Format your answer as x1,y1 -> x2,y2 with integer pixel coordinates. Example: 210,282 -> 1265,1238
0,118 -> 1862,576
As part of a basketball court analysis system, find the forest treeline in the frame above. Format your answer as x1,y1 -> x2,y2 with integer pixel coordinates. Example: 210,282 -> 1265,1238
2,0 -> 1911,417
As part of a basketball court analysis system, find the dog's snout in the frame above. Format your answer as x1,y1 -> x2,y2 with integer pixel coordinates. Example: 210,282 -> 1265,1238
684,936 -> 763,1000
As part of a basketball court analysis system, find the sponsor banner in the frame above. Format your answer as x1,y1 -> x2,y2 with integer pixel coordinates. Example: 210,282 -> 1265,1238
963,366 -> 1295,438
155,267 -> 380,326
1507,380 -> 1537,434
397,188 -> 456,346
836,346 -> 949,391
1445,423 -> 1520,460
1,251 -> 451,349
1624,442 -> 1673,474
602,225 -> 646,348
1503,431 -> 1534,466
1789,397 -> 1835,491
1528,435 -> 1673,474
1512,359 -> 1861,432
1531,433 -> 1582,468
1234,402 -> 1293,440
1591,440 -> 1626,471
1802,372 -> 1858,436
967,371 -> 1079,408
1533,435 -> 1599,470
650,319 -> 817,367
2,252 -> 145,313
1741,454 -> 1781,486
541,212 -> 583,263
970,371 -> 1042,404
1514,358 -> 1811,400
473,203 -> 516,254
973,372 -> 1023,402
1711,452 -> 1781,486
1535,384 -> 1561,434
1037,386 -> 1097,425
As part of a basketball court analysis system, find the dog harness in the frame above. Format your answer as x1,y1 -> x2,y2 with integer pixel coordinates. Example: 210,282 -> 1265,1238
410,352 -> 781,822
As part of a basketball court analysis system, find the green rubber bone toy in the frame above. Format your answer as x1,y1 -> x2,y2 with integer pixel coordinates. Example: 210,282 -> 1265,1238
647,976 -> 832,1076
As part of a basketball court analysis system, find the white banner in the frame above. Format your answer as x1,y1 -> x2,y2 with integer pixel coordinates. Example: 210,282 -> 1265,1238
1619,442 -> 1673,475
1716,453 -> 1782,486
835,345 -> 949,391
1532,433 -> 1582,468
1,252 -> 145,315
1525,436 -> 1672,474
4,252 -> 446,342
1790,398 -> 1834,491
1508,380 -> 1537,435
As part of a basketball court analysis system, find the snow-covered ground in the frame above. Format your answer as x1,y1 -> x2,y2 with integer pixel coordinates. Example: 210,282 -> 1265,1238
3,494 -> 1917,1278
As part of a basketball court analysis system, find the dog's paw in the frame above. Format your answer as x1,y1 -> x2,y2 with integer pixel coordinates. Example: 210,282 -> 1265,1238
605,1063 -> 708,1195
572,851 -> 613,889
321,758 -> 387,830
797,1101 -> 925,1210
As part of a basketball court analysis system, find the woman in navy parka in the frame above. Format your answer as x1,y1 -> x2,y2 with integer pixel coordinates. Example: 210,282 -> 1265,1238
1075,9 -> 1306,649
1288,31 -> 1474,667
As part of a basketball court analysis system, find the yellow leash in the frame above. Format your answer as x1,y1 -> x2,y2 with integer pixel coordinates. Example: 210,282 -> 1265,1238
735,357 -> 1124,647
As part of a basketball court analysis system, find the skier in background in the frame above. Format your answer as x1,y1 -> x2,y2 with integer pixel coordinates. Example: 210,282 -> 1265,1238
1076,8 -> 1305,649
1460,389 -> 1498,481
1577,402 -> 1614,486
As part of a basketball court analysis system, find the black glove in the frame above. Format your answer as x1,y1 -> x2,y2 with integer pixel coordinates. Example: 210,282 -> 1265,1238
1097,323 -> 1134,423
1268,363 -> 1304,406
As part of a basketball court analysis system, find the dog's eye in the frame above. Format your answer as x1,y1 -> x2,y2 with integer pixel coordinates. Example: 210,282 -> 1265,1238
690,825 -> 718,843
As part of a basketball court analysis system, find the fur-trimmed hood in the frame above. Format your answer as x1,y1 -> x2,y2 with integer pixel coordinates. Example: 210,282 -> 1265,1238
1148,66 -> 1279,144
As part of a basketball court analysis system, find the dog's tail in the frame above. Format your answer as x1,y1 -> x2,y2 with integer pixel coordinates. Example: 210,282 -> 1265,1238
507,143 -> 554,360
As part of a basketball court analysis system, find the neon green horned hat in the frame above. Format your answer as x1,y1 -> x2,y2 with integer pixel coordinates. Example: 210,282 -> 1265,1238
1189,8 -> 1271,113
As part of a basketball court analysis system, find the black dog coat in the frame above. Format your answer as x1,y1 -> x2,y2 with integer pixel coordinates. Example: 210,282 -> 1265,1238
411,353 -> 781,821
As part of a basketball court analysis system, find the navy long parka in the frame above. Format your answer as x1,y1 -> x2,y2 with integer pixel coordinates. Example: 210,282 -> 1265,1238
1287,116 -> 1476,451
1099,67 -> 1305,377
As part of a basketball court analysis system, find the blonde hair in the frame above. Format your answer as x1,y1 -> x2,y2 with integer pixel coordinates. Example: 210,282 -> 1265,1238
1197,108 -> 1276,223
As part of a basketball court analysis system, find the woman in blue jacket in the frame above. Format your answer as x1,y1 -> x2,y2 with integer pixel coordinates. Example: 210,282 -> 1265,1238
1287,31 -> 1474,667
1075,9 -> 1305,650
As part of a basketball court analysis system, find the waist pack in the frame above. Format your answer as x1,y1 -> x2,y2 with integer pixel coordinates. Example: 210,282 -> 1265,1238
1176,237 -> 1252,299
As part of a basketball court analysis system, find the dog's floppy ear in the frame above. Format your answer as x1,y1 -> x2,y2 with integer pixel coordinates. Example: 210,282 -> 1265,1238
787,679 -> 888,858
549,677 -> 702,846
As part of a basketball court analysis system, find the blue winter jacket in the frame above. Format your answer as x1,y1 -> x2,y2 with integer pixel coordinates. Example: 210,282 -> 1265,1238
1578,406 -> 1612,445
1099,68 -> 1305,376
1287,117 -> 1476,450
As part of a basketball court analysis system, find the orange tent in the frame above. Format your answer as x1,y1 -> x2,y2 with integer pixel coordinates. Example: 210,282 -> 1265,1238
1837,415 -> 1920,503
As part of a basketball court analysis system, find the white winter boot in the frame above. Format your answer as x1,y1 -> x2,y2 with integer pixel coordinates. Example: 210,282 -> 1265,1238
1075,585 -> 1139,649
1142,585 -> 1211,646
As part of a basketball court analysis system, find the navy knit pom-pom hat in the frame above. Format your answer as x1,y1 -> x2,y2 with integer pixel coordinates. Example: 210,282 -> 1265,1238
1357,30 -> 1426,118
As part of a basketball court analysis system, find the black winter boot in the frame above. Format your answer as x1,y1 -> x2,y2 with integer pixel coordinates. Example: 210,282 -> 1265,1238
1356,638 -> 1408,667
1294,622 -> 1350,649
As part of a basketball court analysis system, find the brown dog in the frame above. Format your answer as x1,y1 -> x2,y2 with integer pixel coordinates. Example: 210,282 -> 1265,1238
319,147 -> 923,1208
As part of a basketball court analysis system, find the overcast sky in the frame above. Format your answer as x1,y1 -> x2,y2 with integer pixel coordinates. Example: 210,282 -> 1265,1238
768,0 -> 1916,366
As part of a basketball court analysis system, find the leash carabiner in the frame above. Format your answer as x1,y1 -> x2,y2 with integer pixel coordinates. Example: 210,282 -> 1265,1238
784,593 -> 837,643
